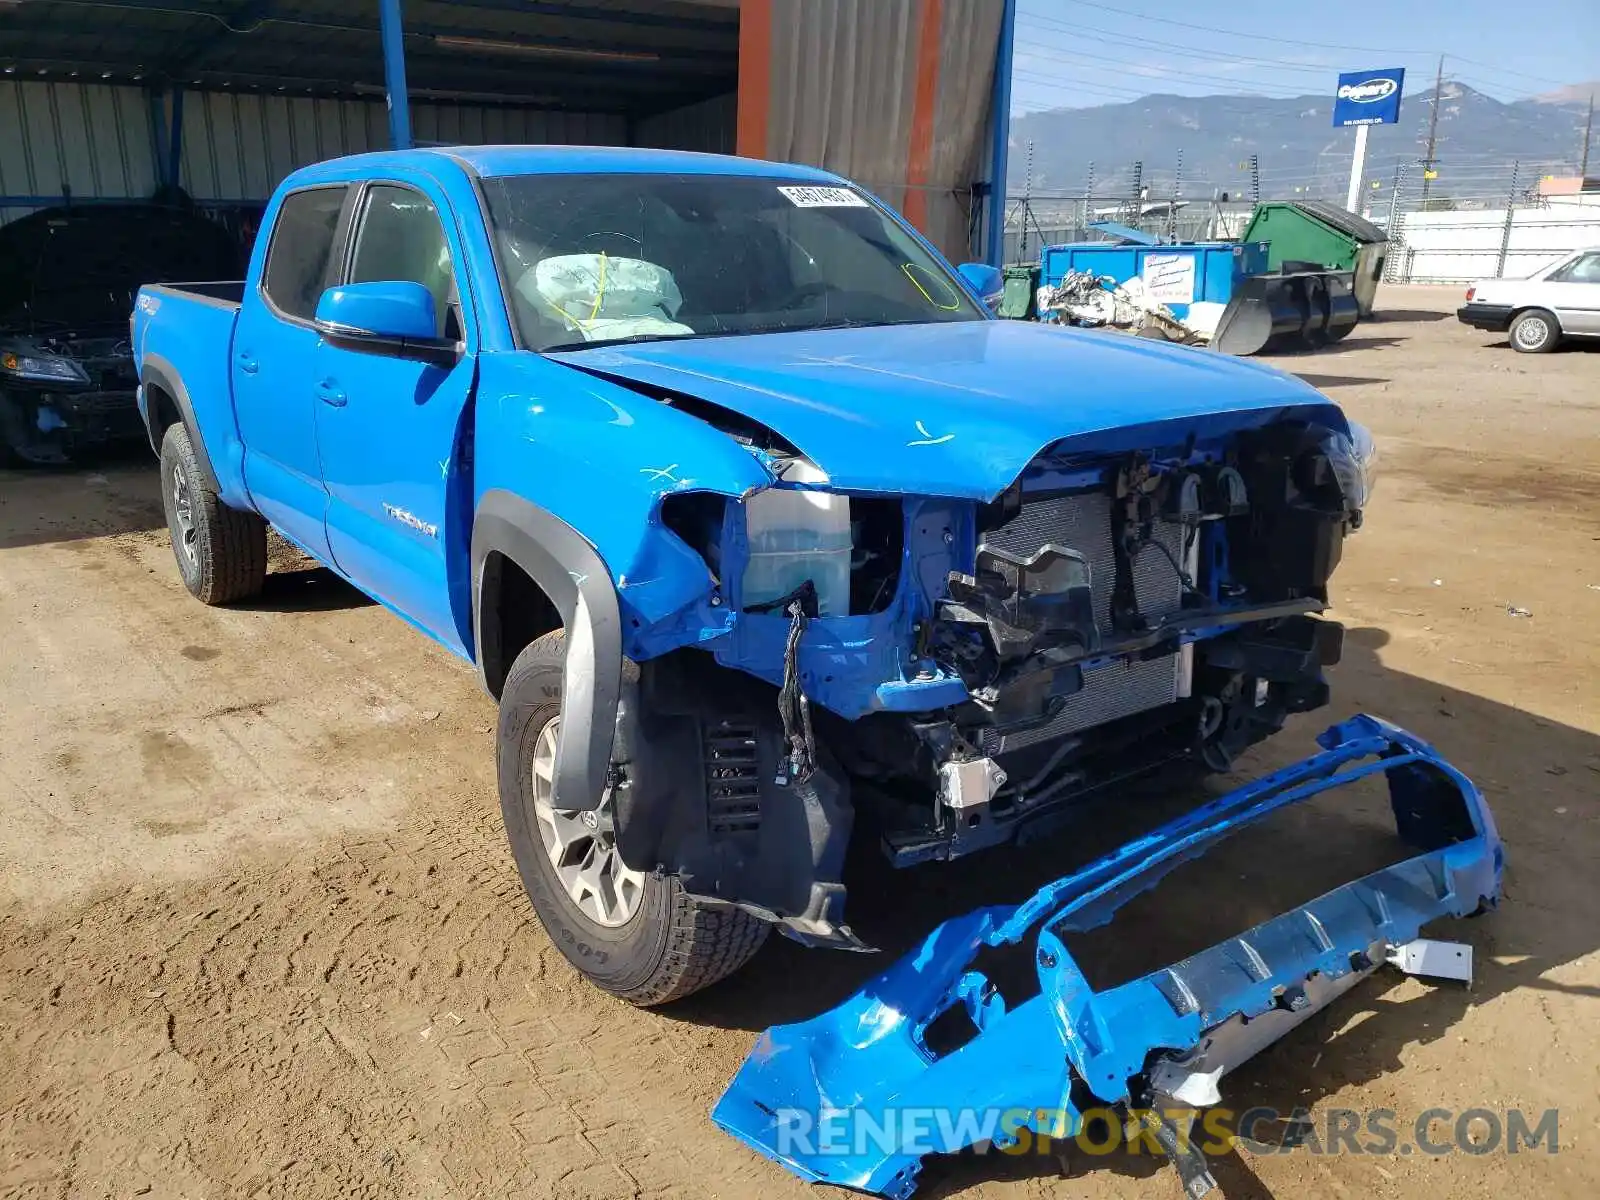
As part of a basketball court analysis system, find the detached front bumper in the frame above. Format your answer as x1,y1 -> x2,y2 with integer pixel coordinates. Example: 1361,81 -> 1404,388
713,714 -> 1503,1198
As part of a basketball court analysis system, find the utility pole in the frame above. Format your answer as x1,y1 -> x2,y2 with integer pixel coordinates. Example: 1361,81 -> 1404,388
1420,55 -> 1444,207
1497,160 -> 1520,279
1082,160 -> 1095,238
1168,148 -> 1183,241
1581,93 -> 1594,179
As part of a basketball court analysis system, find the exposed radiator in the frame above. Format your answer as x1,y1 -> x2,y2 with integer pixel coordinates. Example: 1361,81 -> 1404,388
981,490 -> 1187,633
978,490 -> 1190,755
980,655 -> 1184,754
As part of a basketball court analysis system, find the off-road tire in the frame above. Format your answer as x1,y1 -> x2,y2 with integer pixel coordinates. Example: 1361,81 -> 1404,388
159,423 -> 267,605
1509,308 -> 1560,354
496,630 -> 769,1005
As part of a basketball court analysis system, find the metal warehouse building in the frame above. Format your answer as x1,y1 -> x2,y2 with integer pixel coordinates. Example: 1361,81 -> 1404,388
0,0 -> 1016,262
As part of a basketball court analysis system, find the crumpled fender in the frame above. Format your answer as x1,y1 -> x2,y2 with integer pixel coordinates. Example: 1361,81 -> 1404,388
471,353 -> 774,810
712,715 -> 1503,1198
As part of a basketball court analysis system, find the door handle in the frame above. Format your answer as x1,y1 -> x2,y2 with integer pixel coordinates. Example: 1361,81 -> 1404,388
236,352 -> 259,375
316,379 -> 347,407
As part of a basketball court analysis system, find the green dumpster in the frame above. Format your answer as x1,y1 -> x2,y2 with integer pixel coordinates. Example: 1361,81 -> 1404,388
1240,200 -> 1389,318
999,263 -> 1039,320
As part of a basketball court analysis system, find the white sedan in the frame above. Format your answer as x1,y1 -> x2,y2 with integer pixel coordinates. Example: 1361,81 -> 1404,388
1457,246 -> 1600,352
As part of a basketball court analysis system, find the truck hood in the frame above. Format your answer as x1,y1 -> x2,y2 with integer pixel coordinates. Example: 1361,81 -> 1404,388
548,320 -> 1345,500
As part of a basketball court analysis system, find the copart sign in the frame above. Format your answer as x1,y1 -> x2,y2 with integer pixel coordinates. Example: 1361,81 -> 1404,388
1332,68 -> 1406,127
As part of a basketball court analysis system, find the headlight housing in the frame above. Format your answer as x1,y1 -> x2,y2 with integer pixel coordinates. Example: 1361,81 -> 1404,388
1347,420 -> 1378,508
0,351 -> 91,386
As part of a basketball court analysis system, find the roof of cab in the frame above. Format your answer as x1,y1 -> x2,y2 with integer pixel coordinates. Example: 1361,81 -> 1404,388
283,145 -> 845,188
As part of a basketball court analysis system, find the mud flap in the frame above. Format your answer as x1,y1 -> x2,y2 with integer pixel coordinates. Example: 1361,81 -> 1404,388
712,715 -> 1503,1199
1211,270 -> 1361,356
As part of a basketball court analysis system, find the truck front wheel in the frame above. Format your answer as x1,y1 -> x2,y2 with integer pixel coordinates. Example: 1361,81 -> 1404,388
496,630 -> 769,1005
159,423 -> 267,605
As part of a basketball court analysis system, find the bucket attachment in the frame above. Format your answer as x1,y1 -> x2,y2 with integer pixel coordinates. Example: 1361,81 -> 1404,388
1211,269 -> 1361,356
713,715 -> 1502,1199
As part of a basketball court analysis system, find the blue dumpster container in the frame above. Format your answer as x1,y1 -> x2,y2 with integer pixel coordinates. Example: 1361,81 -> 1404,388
1038,240 -> 1270,321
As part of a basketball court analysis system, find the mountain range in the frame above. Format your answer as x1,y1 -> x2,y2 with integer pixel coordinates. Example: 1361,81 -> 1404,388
1008,81 -> 1597,203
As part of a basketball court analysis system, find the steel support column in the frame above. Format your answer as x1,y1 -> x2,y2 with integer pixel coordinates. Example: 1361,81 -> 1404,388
985,0 -> 1016,267
168,86 -> 185,190
379,0 -> 413,150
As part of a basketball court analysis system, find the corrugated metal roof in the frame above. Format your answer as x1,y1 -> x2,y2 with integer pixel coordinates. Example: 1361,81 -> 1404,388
0,0 -> 738,111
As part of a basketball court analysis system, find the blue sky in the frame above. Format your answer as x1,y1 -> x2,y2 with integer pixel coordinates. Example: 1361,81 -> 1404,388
1011,0 -> 1600,111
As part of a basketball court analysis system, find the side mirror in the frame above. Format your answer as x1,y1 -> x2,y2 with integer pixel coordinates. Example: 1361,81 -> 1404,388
957,262 -> 1005,313
314,281 -> 458,366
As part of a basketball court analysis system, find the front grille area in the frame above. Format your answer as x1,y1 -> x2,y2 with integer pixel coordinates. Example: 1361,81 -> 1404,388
978,489 -> 1189,754
704,721 -> 761,835
981,490 -> 1187,633
980,654 -> 1183,754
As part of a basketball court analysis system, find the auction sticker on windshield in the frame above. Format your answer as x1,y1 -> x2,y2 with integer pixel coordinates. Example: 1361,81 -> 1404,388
778,186 -> 870,208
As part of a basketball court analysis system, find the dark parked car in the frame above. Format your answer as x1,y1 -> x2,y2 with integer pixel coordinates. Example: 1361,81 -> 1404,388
0,203 -> 242,463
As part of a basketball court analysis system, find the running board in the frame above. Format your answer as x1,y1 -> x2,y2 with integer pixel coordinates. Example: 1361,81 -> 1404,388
712,714 -> 1503,1199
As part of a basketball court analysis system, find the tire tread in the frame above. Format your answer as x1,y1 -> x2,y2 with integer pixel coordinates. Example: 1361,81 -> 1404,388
161,423 -> 267,605
498,631 -> 769,1007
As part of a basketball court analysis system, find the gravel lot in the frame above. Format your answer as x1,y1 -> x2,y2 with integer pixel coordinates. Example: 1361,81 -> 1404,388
2,284 -> 1597,1199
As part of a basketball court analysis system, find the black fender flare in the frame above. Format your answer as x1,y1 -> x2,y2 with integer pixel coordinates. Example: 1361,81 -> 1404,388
472,489 -> 622,812
139,353 -> 220,491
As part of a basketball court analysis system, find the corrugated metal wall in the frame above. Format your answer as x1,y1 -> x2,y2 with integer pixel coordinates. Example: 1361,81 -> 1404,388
178,91 -> 627,200
0,82 -> 160,225
635,92 -> 737,155
742,0 -> 1005,258
1,80 -> 630,224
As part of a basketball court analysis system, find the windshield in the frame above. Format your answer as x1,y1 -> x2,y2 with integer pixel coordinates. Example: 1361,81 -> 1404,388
479,172 -> 985,352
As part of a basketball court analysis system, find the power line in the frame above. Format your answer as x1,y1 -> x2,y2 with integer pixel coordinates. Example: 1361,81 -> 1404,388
1013,51 -> 1321,96
1014,17 -> 1340,78
1023,0 -> 1581,92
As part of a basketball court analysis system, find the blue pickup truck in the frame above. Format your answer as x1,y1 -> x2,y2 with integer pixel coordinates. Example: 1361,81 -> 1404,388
133,146 -> 1385,1008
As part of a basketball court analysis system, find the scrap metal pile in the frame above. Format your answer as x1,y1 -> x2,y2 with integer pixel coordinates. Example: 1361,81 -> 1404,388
1036,269 -> 1208,344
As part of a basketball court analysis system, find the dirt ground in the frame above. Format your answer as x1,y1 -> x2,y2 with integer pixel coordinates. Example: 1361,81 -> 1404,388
1,284 -> 1597,1200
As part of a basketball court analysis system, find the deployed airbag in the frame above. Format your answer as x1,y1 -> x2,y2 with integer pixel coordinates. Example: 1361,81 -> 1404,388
520,253 -> 694,343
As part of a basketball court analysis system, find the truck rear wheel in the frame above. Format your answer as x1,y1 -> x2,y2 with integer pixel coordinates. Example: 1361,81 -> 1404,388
496,630 -> 768,1005
159,423 -> 267,605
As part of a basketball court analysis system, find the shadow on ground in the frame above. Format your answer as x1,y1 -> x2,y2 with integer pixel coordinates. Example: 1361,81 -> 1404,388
678,625 -> 1600,1198
239,566 -> 374,613
1292,373 -> 1391,390
1370,310 -> 1449,324
0,452 -> 163,550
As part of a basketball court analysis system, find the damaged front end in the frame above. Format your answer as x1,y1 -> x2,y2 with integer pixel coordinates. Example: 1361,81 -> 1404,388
599,410 -> 1375,950
0,334 -> 143,464
712,715 -> 1503,1199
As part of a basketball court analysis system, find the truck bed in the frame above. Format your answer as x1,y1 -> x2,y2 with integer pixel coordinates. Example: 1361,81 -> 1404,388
142,280 -> 247,308
133,280 -> 249,506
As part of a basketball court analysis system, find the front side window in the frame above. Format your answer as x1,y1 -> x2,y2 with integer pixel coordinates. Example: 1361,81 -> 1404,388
261,186 -> 346,321
348,184 -> 457,337
480,173 -> 985,352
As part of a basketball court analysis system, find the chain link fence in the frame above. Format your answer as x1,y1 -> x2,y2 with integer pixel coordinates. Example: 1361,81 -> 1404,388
1001,158 -> 1600,285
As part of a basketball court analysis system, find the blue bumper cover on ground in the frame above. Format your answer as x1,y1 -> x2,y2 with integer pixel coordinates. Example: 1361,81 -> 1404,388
712,715 -> 1503,1198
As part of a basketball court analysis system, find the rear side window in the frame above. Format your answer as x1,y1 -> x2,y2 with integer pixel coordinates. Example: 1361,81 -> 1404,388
1550,252 -> 1600,284
262,186 -> 347,321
